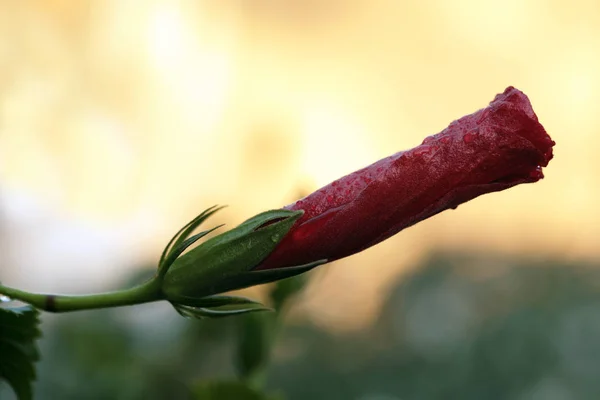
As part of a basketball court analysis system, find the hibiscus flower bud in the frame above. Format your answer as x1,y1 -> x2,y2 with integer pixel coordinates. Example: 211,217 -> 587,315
256,86 -> 555,270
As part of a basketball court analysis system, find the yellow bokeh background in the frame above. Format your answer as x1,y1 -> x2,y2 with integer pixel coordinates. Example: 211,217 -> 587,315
0,1 -> 598,331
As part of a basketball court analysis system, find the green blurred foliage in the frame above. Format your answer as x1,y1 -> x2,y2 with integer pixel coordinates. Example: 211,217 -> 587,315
235,274 -> 309,389
14,253 -> 600,400
270,275 -> 309,313
195,381 -> 282,400
236,312 -> 274,382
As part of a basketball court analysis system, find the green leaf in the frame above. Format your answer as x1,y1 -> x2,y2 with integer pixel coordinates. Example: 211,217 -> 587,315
0,306 -> 42,400
194,381 -> 283,400
158,205 -> 225,274
173,303 -> 272,320
163,210 -> 306,300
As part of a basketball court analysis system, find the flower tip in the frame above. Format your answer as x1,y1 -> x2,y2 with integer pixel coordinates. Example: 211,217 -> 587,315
493,86 -> 540,121
489,86 -> 555,168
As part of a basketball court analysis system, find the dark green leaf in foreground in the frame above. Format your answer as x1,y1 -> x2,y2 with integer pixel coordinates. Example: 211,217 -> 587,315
194,381 -> 283,400
0,306 -> 42,400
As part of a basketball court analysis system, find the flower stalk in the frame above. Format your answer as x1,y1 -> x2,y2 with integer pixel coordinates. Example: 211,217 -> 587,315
0,278 -> 162,312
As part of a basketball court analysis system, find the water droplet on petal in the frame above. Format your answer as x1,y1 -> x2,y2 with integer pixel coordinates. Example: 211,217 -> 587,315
529,166 -> 544,180
422,135 -> 435,144
463,132 -> 476,144
448,120 -> 459,129
413,145 -> 432,156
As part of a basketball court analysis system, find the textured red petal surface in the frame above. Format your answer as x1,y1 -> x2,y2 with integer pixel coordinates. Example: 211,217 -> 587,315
257,87 -> 555,270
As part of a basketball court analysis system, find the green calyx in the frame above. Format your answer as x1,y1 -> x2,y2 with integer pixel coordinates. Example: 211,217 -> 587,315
157,205 -> 226,279
160,207 -> 323,310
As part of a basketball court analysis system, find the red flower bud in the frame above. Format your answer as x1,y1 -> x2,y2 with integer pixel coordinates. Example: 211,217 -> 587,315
257,86 -> 555,270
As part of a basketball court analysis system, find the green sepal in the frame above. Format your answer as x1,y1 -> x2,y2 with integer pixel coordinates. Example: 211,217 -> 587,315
158,205 -> 225,275
170,294 -> 263,308
159,225 -> 223,277
162,209 -> 305,300
186,209 -> 304,261
168,259 -> 326,306
232,259 -> 327,293
173,303 -> 272,320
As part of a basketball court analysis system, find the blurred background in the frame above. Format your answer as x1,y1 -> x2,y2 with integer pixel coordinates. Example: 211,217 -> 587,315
0,1 -> 598,399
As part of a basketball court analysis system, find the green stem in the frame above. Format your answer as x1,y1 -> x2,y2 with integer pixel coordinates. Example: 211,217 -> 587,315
0,277 -> 163,313
238,299 -> 288,390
